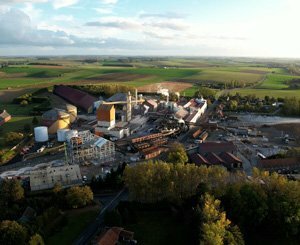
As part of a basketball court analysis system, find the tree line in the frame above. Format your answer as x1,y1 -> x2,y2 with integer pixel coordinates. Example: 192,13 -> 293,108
124,162 -> 300,243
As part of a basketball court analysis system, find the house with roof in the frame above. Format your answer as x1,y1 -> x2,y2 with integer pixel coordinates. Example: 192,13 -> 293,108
0,110 -> 11,126
94,227 -> 136,245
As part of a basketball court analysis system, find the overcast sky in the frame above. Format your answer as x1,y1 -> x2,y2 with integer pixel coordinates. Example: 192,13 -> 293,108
0,0 -> 299,57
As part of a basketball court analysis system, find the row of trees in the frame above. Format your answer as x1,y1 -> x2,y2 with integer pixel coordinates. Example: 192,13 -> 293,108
282,97 -> 300,116
72,84 -> 135,97
124,162 -> 300,242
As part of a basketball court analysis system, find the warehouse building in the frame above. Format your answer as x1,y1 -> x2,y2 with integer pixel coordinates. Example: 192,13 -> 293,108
54,85 -> 97,113
30,164 -> 82,191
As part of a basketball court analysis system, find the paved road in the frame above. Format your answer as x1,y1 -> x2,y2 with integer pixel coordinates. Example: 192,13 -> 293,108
73,188 -> 129,245
0,153 -> 65,173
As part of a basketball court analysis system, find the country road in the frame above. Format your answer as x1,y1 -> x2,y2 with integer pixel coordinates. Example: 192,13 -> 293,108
73,188 -> 129,245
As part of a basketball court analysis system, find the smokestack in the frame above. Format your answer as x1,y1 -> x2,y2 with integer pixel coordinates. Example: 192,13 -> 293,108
135,88 -> 138,106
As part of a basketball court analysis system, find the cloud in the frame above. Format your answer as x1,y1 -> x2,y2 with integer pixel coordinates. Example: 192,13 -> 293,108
139,12 -> 186,19
0,0 -> 47,3
94,7 -> 113,14
146,21 -> 187,31
85,18 -> 140,30
0,8 -> 161,51
53,14 -> 74,22
99,0 -> 118,5
53,0 -> 79,9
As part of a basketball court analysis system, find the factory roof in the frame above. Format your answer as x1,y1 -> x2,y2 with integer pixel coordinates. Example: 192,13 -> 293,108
205,152 -> 225,165
199,142 -> 236,154
258,157 -> 300,170
145,99 -> 158,107
107,93 -> 127,102
42,108 -> 70,120
175,108 -> 189,119
185,111 -> 199,123
98,104 -> 114,111
54,85 -> 97,112
93,137 -> 109,148
219,152 -> 242,164
190,153 -> 210,166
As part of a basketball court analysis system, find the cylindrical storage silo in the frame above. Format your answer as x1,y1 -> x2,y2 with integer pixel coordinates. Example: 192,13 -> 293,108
57,129 -> 70,142
34,126 -> 49,142
66,104 -> 77,123
66,130 -> 78,143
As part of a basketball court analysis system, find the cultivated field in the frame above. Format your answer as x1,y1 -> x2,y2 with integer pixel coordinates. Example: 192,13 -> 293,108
1,57 -> 300,100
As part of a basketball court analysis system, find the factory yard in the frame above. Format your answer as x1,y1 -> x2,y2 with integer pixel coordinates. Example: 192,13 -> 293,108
1,56 -> 300,187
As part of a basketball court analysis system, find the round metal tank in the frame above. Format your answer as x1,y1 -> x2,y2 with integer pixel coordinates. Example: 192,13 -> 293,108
34,126 -> 49,142
42,109 -> 70,134
65,130 -> 78,142
66,104 -> 77,123
57,129 -> 70,142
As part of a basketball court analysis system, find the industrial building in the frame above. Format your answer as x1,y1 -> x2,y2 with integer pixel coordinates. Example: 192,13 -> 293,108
54,85 -> 97,113
30,164 -> 82,191
67,130 -> 115,165
42,108 -> 71,134
0,110 -> 11,126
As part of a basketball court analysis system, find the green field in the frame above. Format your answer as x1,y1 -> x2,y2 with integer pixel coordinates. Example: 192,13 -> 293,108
1,57 -> 300,100
256,73 -> 300,89
230,88 -> 300,99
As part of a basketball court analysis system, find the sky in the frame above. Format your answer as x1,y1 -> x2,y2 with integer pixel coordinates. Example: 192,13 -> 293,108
0,0 -> 299,57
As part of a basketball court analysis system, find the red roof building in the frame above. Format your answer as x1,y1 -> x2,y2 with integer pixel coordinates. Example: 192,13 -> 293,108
190,153 -> 210,166
0,110 -> 11,126
258,157 -> 300,171
219,152 -> 243,169
54,85 -> 97,113
199,142 -> 237,155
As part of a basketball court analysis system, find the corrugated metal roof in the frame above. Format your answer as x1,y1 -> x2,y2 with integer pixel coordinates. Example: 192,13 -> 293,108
94,137 -> 108,148
54,85 -> 97,112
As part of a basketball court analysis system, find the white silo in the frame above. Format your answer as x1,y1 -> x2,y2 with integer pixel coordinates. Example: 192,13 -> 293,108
66,130 -> 79,142
34,127 -> 49,142
57,129 -> 70,142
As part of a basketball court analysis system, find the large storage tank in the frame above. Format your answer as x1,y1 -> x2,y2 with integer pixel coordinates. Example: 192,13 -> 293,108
34,127 -> 49,142
65,104 -> 77,123
57,129 -> 70,142
42,109 -> 70,134
66,130 -> 78,143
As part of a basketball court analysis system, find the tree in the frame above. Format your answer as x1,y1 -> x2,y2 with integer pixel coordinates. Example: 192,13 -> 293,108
167,143 -> 188,164
5,132 -> 24,146
228,100 -> 238,111
0,179 -> 24,206
194,87 -> 216,99
29,234 -> 44,245
32,117 -> 39,126
0,220 -> 27,245
23,123 -> 31,133
66,186 -> 93,209
104,209 -> 122,227
20,100 -> 28,107
199,194 -> 244,245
